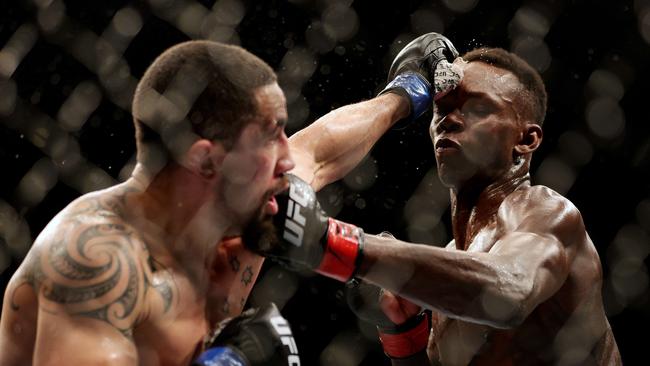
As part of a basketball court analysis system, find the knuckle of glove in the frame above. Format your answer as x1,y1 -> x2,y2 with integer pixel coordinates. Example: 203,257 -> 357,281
382,32 -> 459,125
388,32 -> 459,82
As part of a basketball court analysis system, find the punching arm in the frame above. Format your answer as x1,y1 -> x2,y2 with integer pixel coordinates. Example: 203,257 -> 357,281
357,190 -> 581,329
289,93 -> 408,191
289,32 -> 459,191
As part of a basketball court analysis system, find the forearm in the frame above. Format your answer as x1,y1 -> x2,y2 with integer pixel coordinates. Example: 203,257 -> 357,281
289,93 -> 408,190
358,235 -> 526,328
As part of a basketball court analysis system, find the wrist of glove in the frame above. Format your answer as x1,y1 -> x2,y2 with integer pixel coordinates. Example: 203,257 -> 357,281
345,278 -> 430,359
193,303 -> 300,366
193,346 -> 248,366
242,174 -> 364,282
379,32 -> 460,128
377,312 -> 430,359
315,217 -> 364,281
378,72 -> 431,123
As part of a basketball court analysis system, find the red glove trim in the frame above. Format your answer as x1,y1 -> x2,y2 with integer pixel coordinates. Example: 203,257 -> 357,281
315,218 -> 362,282
378,312 -> 430,359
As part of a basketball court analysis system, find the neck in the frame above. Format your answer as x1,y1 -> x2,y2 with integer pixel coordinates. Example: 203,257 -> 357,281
124,163 -> 232,273
450,159 -> 531,250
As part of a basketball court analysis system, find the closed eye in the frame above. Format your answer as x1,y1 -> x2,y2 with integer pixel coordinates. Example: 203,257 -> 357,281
264,119 -> 287,143
462,99 -> 496,117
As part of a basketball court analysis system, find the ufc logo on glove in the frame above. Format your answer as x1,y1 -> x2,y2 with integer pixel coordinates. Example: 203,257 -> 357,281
271,316 -> 300,366
283,183 -> 308,247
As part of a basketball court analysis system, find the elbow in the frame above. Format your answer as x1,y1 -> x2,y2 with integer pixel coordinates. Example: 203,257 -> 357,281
498,306 -> 528,329
478,279 -> 532,329
478,292 -> 527,329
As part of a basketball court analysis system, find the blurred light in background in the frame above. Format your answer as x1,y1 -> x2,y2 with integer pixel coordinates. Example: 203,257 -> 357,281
0,23 -> 38,78
1,1 -> 648,364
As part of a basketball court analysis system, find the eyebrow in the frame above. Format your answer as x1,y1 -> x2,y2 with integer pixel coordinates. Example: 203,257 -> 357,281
462,90 -> 505,106
262,118 -> 287,135
435,89 -> 499,110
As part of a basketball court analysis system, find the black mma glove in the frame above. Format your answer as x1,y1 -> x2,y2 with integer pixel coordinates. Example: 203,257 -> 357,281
192,303 -> 300,366
378,32 -> 459,124
242,174 -> 363,282
346,278 -> 430,359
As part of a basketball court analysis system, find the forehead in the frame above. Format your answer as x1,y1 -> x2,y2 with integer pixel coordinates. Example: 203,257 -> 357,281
252,83 -> 287,125
456,61 -> 521,101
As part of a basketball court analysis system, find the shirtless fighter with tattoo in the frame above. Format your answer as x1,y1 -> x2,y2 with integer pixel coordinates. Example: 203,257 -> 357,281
0,33 -> 457,365
0,41 -> 304,366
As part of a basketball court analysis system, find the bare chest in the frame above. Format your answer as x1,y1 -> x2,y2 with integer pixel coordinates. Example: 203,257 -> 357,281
134,271 -> 211,366
429,224 -> 503,363
460,218 -> 501,253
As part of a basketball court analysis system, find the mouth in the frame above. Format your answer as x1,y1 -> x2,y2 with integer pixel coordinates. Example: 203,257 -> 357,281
435,138 -> 461,154
265,195 -> 279,215
264,176 -> 290,216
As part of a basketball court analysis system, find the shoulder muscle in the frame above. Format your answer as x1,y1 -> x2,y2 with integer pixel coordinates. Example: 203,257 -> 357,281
33,220 -> 149,338
499,185 -> 585,243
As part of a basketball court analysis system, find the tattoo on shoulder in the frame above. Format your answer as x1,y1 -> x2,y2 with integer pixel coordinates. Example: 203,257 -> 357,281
143,249 -> 178,314
153,280 -> 174,313
145,267 -> 176,314
33,221 -> 150,339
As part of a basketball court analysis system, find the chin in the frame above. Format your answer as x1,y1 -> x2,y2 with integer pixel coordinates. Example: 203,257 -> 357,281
241,216 -> 279,254
240,205 -> 279,253
436,165 -> 463,188
436,163 -> 480,190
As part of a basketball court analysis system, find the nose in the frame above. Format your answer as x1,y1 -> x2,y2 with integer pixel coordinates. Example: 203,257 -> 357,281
434,109 -> 464,136
275,131 -> 295,175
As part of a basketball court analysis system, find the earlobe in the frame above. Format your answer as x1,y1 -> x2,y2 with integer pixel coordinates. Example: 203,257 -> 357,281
514,123 -> 543,156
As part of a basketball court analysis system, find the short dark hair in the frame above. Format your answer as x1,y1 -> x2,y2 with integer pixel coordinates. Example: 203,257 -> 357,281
461,47 -> 547,126
132,40 -> 277,171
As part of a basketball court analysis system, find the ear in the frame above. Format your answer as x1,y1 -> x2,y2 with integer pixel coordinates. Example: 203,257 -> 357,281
184,139 -> 226,180
514,123 -> 543,157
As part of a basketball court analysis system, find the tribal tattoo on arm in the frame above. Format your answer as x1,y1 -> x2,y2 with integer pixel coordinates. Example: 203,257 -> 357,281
26,196 -> 177,339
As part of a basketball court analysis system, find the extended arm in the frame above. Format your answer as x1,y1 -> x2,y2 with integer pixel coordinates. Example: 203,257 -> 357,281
289,32 -> 460,191
289,93 -> 408,191
359,190 -> 581,328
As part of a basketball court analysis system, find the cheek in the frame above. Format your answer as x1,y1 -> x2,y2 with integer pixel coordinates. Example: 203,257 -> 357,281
465,125 -> 513,165
222,150 -> 273,184
253,155 -> 274,179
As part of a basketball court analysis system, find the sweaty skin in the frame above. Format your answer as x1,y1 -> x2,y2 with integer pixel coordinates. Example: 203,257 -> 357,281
286,60 -> 620,364
0,78 -> 410,365
0,50 -> 620,365
355,62 -> 621,365
0,84 -> 293,366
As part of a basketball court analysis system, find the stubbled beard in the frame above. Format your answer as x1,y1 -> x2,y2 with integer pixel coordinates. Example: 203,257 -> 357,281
240,175 -> 288,255
241,209 -> 280,255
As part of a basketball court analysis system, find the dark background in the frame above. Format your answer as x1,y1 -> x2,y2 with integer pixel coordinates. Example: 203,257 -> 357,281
1,0 -> 649,364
